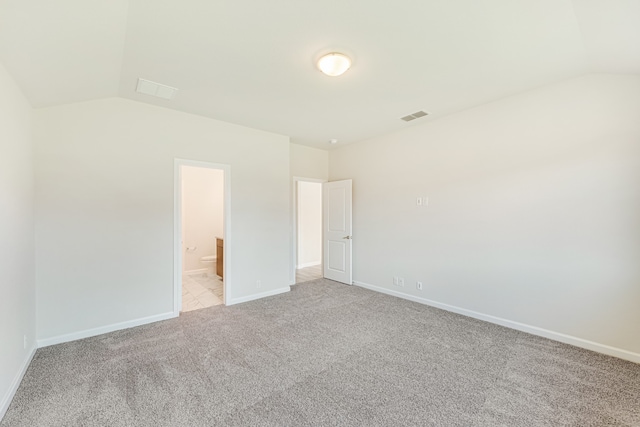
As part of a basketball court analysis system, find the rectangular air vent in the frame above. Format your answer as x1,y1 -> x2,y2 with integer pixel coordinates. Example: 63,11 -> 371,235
136,78 -> 178,100
401,110 -> 430,122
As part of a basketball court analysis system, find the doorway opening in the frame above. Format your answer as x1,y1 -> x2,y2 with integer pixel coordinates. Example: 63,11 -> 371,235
174,160 -> 230,314
294,179 -> 324,284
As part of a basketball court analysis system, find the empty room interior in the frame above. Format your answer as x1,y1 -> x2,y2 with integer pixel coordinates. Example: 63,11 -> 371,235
1,0 -> 639,425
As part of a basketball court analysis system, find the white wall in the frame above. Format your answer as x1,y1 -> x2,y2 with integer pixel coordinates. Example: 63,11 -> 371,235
289,143 -> 329,282
181,166 -> 224,273
34,98 -> 291,342
297,181 -> 322,268
0,64 -> 35,418
290,143 -> 328,181
330,74 -> 640,358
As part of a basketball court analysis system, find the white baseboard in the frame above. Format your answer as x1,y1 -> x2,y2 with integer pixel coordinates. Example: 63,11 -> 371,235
36,311 -> 178,348
184,268 -> 209,276
353,280 -> 640,364
0,345 -> 36,421
228,286 -> 291,305
297,261 -> 321,269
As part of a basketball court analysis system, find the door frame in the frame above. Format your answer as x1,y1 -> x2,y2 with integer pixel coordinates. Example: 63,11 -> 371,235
291,176 -> 326,285
174,158 -> 231,314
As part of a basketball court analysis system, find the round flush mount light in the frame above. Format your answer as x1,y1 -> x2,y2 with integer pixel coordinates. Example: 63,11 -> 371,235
317,53 -> 352,77
329,138 -> 338,144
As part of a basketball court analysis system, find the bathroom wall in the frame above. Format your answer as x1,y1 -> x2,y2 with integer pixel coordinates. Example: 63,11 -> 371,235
0,63 -> 36,419
297,181 -> 322,268
181,166 -> 224,273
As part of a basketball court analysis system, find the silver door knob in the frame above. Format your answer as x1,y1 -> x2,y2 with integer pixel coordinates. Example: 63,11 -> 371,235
343,236 -> 352,240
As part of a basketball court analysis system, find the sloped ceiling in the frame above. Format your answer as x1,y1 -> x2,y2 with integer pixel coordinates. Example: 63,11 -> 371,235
1,0 -> 638,148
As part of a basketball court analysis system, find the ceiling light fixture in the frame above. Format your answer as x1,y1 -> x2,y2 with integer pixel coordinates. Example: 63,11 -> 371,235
317,53 -> 352,77
329,138 -> 338,144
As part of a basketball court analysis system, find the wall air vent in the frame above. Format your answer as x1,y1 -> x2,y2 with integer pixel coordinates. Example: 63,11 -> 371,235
136,78 -> 178,100
401,110 -> 430,122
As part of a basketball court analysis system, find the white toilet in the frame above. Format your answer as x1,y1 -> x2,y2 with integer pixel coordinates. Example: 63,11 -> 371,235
200,255 -> 216,276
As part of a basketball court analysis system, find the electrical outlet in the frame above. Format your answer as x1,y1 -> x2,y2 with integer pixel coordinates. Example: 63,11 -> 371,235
398,278 -> 405,287
416,281 -> 423,290
256,280 -> 262,289
416,196 -> 429,207
23,335 -> 27,349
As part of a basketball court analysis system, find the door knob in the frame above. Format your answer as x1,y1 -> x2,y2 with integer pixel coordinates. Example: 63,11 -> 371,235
343,236 -> 352,240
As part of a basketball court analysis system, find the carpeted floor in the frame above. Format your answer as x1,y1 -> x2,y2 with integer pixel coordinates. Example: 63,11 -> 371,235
2,279 -> 639,426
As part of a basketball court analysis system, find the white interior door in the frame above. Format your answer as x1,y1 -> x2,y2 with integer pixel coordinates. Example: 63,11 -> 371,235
323,179 -> 352,285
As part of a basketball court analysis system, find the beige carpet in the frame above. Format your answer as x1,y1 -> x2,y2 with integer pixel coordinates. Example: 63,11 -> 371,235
2,279 -> 639,426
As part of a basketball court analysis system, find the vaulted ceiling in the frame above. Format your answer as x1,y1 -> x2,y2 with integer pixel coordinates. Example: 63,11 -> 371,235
1,0 -> 638,148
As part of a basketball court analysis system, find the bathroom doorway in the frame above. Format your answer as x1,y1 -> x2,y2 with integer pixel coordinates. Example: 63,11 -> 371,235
174,160 -> 230,314
293,178 -> 324,284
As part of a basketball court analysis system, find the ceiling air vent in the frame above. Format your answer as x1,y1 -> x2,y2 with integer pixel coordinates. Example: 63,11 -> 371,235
401,110 -> 429,122
136,78 -> 178,100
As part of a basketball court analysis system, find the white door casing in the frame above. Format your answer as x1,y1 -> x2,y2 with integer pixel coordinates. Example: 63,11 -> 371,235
174,159 -> 231,313
323,179 -> 352,285
291,177 -> 326,285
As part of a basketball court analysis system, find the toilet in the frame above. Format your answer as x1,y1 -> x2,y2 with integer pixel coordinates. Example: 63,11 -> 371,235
200,255 -> 216,277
